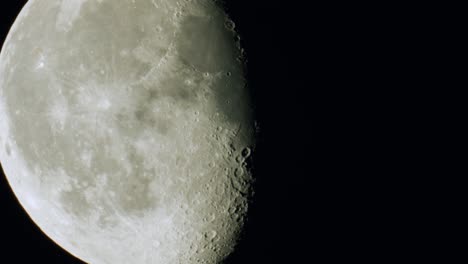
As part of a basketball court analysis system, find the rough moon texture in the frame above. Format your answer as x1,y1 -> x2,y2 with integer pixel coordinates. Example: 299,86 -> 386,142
0,0 -> 255,263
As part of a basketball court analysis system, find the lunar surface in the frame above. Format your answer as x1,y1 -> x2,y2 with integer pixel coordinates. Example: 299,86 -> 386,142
0,0 -> 255,263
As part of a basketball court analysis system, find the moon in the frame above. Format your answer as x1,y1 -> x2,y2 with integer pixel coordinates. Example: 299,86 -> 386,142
0,0 -> 256,263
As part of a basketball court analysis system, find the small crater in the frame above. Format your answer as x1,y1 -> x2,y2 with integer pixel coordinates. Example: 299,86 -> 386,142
205,230 -> 217,240
242,160 -> 252,171
232,213 -> 240,221
229,143 -> 236,152
234,167 -> 244,177
207,213 -> 216,222
224,19 -> 235,31
174,11 -> 183,18
241,147 -> 251,158
184,79 -> 195,86
228,205 -> 240,214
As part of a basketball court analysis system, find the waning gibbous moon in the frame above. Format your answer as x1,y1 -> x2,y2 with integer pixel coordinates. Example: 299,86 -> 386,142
0,0 -> 256,263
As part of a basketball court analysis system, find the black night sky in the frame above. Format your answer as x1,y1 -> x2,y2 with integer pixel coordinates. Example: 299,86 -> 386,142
0,0 -> 310,263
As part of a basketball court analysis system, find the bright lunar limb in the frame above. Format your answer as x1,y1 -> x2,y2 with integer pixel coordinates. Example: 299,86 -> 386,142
0,0 -> 255,263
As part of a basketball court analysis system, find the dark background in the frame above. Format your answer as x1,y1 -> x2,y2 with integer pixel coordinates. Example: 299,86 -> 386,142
0,0 -> 310,263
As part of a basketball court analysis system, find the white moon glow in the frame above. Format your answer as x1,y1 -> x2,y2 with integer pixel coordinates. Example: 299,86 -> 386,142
0,0 -> 255,263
